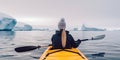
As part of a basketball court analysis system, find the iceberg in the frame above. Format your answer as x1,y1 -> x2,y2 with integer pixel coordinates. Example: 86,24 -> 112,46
0,13 -> 17,31
13,22 -> 32,31
81,24 -> 106,31
73,28 -> 78,31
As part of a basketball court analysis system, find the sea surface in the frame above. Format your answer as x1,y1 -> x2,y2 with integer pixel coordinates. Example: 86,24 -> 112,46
0,31 -> 120,60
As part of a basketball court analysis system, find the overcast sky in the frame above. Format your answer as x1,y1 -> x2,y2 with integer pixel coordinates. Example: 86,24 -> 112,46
0,0 -> 120,29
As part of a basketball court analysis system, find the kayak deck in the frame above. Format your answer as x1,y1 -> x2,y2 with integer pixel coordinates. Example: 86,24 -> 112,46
39,46 -> 88,60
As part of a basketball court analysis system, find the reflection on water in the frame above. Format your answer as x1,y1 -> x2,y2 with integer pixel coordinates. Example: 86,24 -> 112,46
86,52 -> 105,59
91,52 -> 105,58
0,31 -> 15,40
0,55 -> 14,58
0,31 -> 16,60
0,31 -> 15,45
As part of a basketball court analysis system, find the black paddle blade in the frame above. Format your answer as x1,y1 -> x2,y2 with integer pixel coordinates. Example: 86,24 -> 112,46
15,46 -> 40,52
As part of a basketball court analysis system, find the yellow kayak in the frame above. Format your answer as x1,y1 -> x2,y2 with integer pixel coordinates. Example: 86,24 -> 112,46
39,46 -> 88,60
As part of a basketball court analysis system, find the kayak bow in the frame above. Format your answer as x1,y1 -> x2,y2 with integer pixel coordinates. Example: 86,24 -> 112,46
39,46 -> 88,60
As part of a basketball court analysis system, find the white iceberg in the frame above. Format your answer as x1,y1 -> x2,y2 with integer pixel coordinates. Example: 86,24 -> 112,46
81,24 -> 106,31
13,22 -> 32,31
0,13 -> 17,31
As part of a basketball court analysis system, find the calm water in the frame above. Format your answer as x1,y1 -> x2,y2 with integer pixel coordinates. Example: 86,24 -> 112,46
0,31 -> 120,60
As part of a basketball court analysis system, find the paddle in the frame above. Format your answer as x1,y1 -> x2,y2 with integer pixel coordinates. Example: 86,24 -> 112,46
81,34 -> 105,41
15,45 -> 49,52
15,34 -> 105,52
15,46 -> 41,52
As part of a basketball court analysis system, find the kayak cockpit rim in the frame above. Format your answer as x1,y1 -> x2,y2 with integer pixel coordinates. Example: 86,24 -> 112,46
41,47 -> 86,60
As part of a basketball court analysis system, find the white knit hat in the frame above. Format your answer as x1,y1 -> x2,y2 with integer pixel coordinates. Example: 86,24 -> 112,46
58,18 -> 66,29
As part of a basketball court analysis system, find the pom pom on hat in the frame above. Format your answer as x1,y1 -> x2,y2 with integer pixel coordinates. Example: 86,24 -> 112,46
58,18 -> 66,29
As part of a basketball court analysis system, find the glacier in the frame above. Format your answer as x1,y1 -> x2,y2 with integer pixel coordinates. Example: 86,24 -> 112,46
0,13 -> 16,31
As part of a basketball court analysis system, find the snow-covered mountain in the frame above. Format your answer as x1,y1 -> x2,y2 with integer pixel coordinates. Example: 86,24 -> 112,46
13,22 -> 32,31
0,13 -> 16,31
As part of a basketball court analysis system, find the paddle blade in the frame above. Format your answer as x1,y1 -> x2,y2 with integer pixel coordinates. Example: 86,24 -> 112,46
15,46 -> 40,52
92,34 -> 105,40
81,34 -> 105,41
